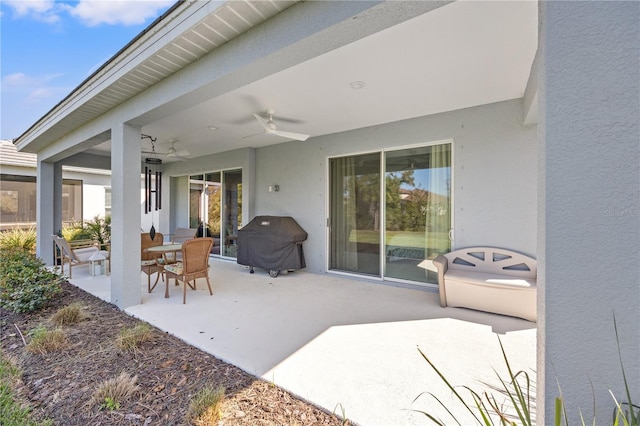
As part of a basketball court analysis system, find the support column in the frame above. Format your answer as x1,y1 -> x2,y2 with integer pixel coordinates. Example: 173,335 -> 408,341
538,2 -> 639,424
110,122 -> 142,308
36,159 -> 62,264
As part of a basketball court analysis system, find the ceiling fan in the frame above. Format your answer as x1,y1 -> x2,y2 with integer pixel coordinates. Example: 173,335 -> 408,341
243,109 -> 310,141
164,139 -> 190,160
141,136 -> 190,160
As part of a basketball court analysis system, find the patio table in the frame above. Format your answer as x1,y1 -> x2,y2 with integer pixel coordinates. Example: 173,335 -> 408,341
145,243 -> 182,298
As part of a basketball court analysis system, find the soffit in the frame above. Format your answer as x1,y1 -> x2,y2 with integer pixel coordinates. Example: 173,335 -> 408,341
16,0 -> 298,152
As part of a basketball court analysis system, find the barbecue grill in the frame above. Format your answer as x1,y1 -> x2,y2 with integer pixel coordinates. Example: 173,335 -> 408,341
237,216 -> 307,277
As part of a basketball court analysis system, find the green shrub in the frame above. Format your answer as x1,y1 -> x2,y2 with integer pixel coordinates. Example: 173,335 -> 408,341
0,227 -> 37,254
61,223 -> 92,241
0,248 -> 64,313
60,216 -> 111,245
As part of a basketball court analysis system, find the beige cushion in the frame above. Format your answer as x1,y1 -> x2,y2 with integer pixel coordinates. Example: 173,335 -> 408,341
164,262 -> 183,275
73,247 -> 99,262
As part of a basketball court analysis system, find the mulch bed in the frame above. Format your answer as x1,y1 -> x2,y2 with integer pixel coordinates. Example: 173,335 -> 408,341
0,282 -> 348,425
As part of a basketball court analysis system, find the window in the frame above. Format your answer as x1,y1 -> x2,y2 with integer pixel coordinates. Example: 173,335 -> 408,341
0,174 -> 83,229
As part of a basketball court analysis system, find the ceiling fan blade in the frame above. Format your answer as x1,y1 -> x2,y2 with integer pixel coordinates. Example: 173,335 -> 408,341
241,132 -> 264,140
169,149 -> 190,157
142,150 -> 188,161
253,113 -> 270,130
267,129 -> 310,141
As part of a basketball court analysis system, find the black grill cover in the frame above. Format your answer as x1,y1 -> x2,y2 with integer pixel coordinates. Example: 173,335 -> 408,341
237,216 -> 307,271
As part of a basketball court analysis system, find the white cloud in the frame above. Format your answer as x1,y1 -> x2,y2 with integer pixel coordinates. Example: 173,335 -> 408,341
2,72 -> 67,105
1,72 -> 69,138
4,72 -> 36,86
70,0 -> 174,27
5,0 -> 54,16
3,0 -> 65,24
3,0 -> 173,27
3,72 -> 64,87
24,87 -> 56,105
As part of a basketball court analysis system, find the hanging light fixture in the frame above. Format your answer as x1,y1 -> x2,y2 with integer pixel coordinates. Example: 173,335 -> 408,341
142,134 -> 162,240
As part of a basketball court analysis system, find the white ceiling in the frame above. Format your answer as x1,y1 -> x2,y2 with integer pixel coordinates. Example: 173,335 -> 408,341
95,1 -> 538,162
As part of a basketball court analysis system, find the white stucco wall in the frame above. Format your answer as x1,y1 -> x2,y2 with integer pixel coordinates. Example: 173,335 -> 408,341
252,99 -> 537,274
538,2 -> 639,424
82,185 -> 107,220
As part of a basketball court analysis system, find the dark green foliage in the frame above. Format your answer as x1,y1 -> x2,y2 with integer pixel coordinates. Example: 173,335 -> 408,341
0,248 -> 63,313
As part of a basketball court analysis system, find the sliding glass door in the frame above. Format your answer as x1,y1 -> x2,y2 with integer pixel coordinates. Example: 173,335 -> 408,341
329,153 -> 381,276
188,169 -> 242,258
384,145 -> 451,283
329,143 -> 451,284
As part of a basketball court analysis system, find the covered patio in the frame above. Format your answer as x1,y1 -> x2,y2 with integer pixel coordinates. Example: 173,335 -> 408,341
68,259 -> 536,426
13,1 -> 638,424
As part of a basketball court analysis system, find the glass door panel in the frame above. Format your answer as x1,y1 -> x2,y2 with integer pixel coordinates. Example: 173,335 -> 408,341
329,153 -> 381,276
188,175 -> 203,229
205,172 -> 221,254
222,169 -> 242,258
189,170 -> 242,258
384,144 -> 451,283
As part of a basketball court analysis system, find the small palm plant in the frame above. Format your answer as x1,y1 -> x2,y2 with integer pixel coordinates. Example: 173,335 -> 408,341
415,316 -> 638,426
609,318 -> 639,426
83,215 -> 111,247
414,337 -> 535,426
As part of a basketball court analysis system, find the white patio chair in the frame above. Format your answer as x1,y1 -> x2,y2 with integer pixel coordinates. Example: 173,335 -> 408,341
52,235 -> 110,278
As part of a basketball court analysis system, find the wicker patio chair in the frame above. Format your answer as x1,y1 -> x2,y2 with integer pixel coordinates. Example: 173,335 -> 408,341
163,237 -> 214,304
141,232 -> 164,293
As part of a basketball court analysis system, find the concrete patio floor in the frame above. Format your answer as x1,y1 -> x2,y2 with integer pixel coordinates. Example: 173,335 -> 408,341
69,258 -> 537,426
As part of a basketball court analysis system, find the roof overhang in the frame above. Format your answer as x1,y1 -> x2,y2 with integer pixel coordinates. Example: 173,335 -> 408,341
15,0 -> 538,162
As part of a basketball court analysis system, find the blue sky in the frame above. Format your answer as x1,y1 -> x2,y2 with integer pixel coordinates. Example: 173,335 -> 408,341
0,0 -> 175,141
